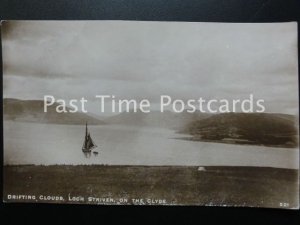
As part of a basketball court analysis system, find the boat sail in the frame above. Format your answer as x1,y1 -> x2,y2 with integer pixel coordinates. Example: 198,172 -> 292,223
82,122 -> 97,153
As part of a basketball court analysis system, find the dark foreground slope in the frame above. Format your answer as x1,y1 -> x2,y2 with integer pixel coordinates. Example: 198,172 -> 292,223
3,165 -> 299,208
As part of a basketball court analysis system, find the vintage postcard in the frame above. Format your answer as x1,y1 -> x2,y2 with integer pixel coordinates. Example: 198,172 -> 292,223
2,21 -> 299,208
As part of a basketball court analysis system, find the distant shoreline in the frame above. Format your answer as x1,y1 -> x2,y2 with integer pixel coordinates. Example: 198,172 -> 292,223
173,137 -> 298,149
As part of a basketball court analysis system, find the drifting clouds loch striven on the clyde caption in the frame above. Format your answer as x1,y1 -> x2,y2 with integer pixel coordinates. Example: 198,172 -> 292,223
2,21 -> 299,209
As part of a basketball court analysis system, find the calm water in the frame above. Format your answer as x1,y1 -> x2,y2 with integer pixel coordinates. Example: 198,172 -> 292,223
4,121 -> 299,169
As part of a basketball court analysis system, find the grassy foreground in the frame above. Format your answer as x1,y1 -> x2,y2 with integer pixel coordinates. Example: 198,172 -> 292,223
3,165 -> 299,208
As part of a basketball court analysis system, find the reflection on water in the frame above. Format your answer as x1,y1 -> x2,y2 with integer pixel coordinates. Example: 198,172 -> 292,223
4,121 -> 299,169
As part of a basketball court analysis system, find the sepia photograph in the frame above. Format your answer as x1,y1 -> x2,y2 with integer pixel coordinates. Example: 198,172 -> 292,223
2,20 -> 299,208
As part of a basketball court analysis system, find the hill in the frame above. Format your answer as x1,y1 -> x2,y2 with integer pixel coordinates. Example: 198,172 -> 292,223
3,98 -> 105,125
105,109 -> 211,129
181,113 -> 298,148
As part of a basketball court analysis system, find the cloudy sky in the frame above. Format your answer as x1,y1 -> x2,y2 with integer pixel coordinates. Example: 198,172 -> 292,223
2,21 -> 298,115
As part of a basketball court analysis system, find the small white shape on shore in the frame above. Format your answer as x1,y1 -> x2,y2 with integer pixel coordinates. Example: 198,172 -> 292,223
197,166 -> 206,171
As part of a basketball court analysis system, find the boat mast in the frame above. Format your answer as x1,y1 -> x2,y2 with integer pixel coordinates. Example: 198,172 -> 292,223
86,122 -> 88,136
85,122 -> 88,149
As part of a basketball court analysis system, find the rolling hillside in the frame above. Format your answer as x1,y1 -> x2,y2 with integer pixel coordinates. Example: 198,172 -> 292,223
105,109 -> 211,129
181,113 -> 298,148
3,98 -> 105,125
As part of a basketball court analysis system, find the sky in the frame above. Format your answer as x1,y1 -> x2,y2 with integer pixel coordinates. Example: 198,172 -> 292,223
2,21 -> 299,115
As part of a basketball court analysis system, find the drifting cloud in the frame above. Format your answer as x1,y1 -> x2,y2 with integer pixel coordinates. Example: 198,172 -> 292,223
2,21 -> 298,114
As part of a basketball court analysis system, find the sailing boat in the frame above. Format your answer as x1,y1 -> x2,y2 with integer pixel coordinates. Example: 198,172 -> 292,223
82,122 -> 98,156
